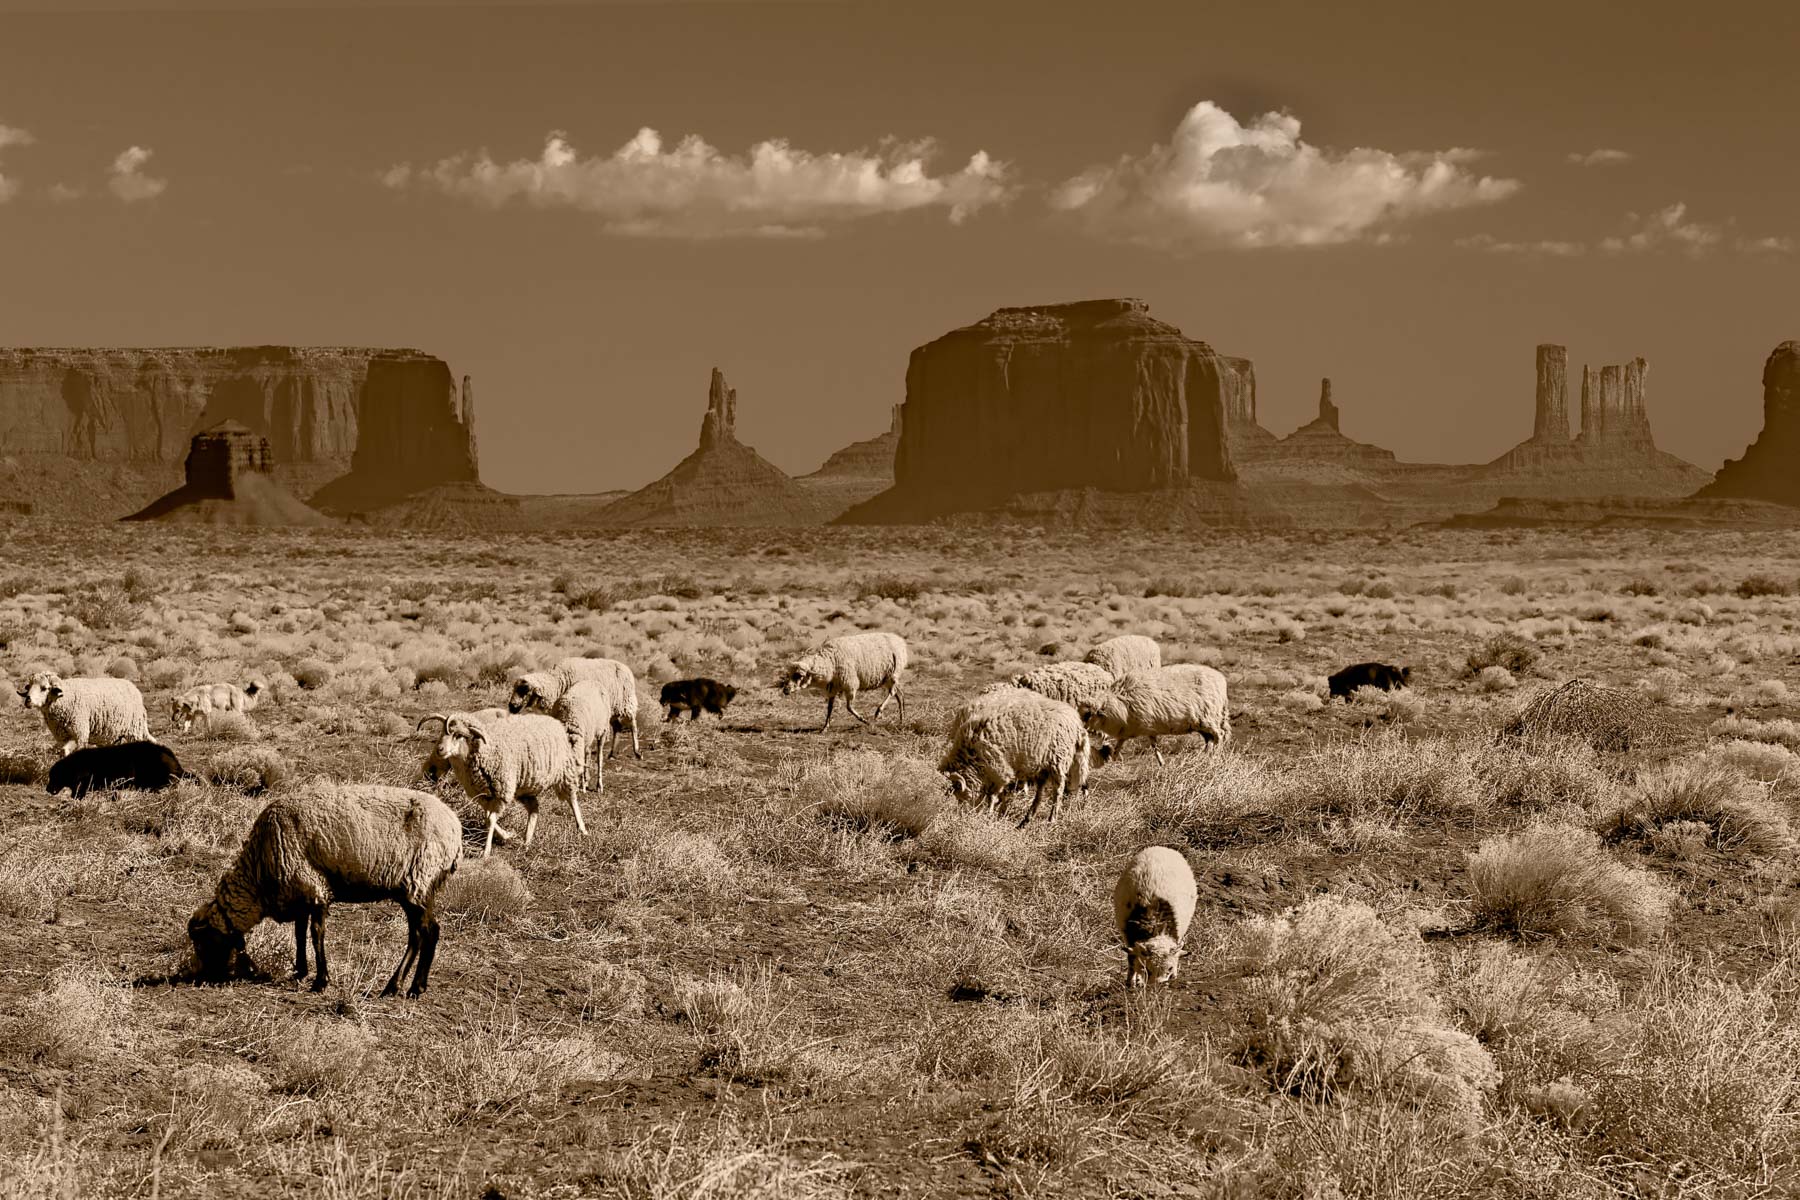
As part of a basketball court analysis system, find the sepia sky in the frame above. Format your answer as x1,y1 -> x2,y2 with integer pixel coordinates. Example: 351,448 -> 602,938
1,0 -> 1796,494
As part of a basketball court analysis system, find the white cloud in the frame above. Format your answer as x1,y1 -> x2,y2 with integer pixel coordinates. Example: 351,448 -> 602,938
1566,148 -> 1633,167
0,122 -> 33,204
1047,101 -> 1520,249
1457,233 -> 1586,257
385,127 -> 1012,238
1599,203 -> 1726,256
107,145 -> 166,203
46,182 -> 85,202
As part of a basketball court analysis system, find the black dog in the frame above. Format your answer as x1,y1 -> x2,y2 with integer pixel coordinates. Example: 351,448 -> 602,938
660,678 -> 737,722
1327,662 -> 1411,702
47,740 -> 189,798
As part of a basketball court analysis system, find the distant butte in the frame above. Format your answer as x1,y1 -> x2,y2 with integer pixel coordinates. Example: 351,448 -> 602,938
124,421 -> 333,526
1695,341 -> 1800,506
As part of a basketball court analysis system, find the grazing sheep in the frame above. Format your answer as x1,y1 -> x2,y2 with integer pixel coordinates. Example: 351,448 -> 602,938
1083,664 -> 1231,765
1113,845 -> 1198,988
1084,634 -> 1162,680
660,677 -> 737,722
418,712 -> 586,858
1328,662 -> 1410,702
187,783 -> 461,998
19,672 -> 151,756
940,685 -> 1091,828
781,631 -> 908,733
48,741 -> 189,798
417,707 -> 510,785
171,680 -> 263,732
550,680 -> 614,792
1012,661 -> 1117,714
508,657 -> 642,759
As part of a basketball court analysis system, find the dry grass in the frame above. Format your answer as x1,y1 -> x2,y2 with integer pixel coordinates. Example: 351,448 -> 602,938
1,524 -> 1797,1198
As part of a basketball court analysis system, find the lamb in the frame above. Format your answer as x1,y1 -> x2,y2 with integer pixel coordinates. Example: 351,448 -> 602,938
1084,634 -> 1162,680
187,783 -> 461,998
781,631 -> 908,733
171,680 -> 263,732
508,657 -> 642,759
19,672 -> 151,756
549,680 -> 614,792
1113,845 -> 1198,988
418,711 -> 586,858
1011,661 -> 1117,715
1327,662 -> 1410,702
418,707 -> 510,785
939,685 -> 1091,828
48,741 -> 190,798
1082,664 -> 1231,765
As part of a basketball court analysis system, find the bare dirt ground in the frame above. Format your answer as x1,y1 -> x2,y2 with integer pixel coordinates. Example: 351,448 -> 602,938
1,523 -> 1797,1199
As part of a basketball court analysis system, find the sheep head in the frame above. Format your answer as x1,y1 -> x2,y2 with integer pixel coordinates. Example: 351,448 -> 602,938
1126,934 -> 1184,988
20,671 -> 61,709
1081,693 -> 1129,740
782,654 -> 827,695
187,900 -> 250,984
508,673 -> 556,714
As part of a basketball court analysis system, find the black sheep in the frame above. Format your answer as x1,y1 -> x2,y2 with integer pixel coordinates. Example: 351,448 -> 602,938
47,740 -> 189,797
1327,662 -> 1411,702
659,678 -> 738,722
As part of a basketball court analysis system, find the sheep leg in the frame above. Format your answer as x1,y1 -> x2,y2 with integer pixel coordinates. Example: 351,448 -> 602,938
522,806 -> 540,848
308,907 -> 330,992
870,680 -> 898,724
1045,774 -> 1067,825
409,910 -> 441,998
1151,737 -> 1166,767
1017,779 -> 1045,829
821,695 -> 836,733
383,901 -> 424,998
630,714 -> 642,759
844,691 -> 872,726
566,786 -> 589,837
292,913 -> 310,980
482,810 -> 502,859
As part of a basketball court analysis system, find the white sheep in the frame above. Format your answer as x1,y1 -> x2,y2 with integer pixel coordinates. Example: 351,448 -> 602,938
418,711 -> 586,858
550,679 -> 614,793
187,783 -> 462,998
508,657 -> 641,759
1082,664 -> 1230,765
1113,845 -> 1198,988
1084,634 -> 1162,679
18,671 -> 151,755
1012,661 -> 1117,714
939,685 -> 1091,827
171,680 -> 263,733
782,631 -> 908,733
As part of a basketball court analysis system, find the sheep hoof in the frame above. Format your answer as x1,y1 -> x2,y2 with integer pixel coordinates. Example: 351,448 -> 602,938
380,982 -> 400,998
310,976 -> 329,993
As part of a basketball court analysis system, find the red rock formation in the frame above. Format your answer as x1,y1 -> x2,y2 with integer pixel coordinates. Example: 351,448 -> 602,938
799,404 -> 902,514
1574,357 -> 1655,454
0,346 -> 479,516
595,368 -> 828,527
1695,341 -> 1800,506
1222,356 -> 1279,461
846,299 -> 1238,522
1533,344 -> 1570,441
124,421 -> 333,525
1260,379 -> 1398,467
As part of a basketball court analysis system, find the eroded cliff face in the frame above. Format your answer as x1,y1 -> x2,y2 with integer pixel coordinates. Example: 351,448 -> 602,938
0,346 -> 479,515
859,299 -> 1236,521
1696,341 -> 1800,506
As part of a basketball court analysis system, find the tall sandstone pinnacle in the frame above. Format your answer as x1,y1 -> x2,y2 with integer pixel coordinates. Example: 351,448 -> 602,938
849,299 -> 1239,521
1316,378 -> 1339,430
595,368 -> 825,526
1575,357 -> 1654,453
1696,341 -> 1800,506
1534,344 -> 1570,440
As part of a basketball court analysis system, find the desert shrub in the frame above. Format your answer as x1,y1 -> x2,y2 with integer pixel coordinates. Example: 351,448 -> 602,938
1476,664 -> 1517,693
1474,738 -> 1615,812
1279,688 -> 1324,713
794,749 -> 945,839
291,658 -> 334,690
406,648 -> 468,690
857,575 -> 926,602
1466,631 -> 1539,676
203,746 -> 288,794
676,965 -> 819,1087
266,1018 -> 377,1095
0,573 -> 35,598
1499,575 -> 1528,596
1232,896 -> 1498,1122
143,657 -> 186,689
1711,714 -> 1800,751
1595,760 -> 1792,858
1620,577 -> 1660,596
0,752 -> 41,785
439,857 -> 532,922
473,642 -> 533,687
119,565 -> 158,603
5,966 -> 134,1067
198,710 -> 259,743
1466,824 -> 1670,944
1502,678 -> 1676,752
1735,574 -> 1794,599
1143,575 -> 1197,598
67,587 -> 137,631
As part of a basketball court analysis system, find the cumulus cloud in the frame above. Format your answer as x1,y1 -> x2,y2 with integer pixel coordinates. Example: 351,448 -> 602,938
1566,148 -> 1633,167
0,122 -> 34,204
1459,203 -> 1791,258
384,127 -> 1012,238
46,182 -> 85,203
1457,234 -> 1586,257
1047,101 -> 1520,250
107,145 -> 166,202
